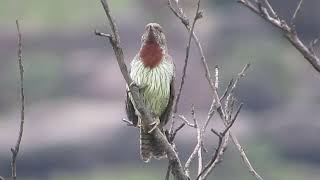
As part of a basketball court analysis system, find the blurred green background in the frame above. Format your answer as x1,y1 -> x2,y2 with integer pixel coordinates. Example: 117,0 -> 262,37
1,0 -> 320,179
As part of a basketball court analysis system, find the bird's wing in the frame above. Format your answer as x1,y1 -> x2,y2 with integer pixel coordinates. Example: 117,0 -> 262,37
159,78 -> 175,128
125,90 -> 139,127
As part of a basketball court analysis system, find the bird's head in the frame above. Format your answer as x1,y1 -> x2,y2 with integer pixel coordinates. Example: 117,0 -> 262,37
141,23 -> 167,52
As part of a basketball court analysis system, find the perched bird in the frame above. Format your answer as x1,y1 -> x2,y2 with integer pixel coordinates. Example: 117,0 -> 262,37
126,23 -> 175,162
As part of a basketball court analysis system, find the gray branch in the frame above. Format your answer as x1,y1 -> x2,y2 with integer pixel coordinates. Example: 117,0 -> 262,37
169,1 -> 263,180
96,1 -> 189,180
238,0 -> 320,73
10,20 -> 25,180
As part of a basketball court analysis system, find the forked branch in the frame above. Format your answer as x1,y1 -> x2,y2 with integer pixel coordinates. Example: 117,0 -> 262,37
96,1 -> 189,180
238,0 -> 320,73
168,1 -> 263,179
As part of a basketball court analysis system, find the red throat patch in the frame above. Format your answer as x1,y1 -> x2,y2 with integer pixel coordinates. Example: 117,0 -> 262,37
140,42 -> 163,69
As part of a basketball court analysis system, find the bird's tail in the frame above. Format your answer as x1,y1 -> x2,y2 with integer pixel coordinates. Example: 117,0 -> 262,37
140,120 -> 167,162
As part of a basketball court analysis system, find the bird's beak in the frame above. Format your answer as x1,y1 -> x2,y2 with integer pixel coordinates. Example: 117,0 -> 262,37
146,25 -> 154,34
146,25 -> 156,42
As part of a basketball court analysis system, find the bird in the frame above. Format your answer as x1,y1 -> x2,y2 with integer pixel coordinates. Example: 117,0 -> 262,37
125,23 -> 175,162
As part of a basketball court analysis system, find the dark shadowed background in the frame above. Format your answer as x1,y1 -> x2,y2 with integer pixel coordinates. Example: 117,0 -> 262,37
1,0 -> 320,179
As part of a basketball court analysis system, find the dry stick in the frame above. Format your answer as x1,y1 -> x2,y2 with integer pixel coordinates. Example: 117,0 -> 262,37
261,0 -> 278,19
96,1 -> 189,180
238,0 -> 320,73
11,20 -> 25,180
200,64 -> 249,179
168,5 -> 202,176
168,0 -> 221,113
165,121 -> 186,180
219,65 -> 264,180
184,106 -> 199,177
185,66 -> 220,179
183,101 -> 215,178
228,64 -> 250,98
191,106 -> 202,178
202,132 -> 229,179
291,0 -> 304,23
172,0 -> 202,114
169,1 -> 263,180
168,5 -> 202,177
199,104 -> 243,180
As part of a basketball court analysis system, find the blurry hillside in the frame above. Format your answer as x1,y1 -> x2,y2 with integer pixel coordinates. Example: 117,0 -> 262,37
0,0 -> 320,179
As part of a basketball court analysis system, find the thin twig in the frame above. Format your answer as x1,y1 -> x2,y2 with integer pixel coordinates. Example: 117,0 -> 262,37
97,1 -> 189,180
166,164 -> 172,180
170,123 -> 186,143
122,118 -> 136,127
192,106 -> 202,179
219,79 -> 234,101
309,37 -> 319,54
214,65 -> 219,89
262,0 -> 278,19
169,2 -> 263,178
238,0 -> 320,73
173,0 -> 202,114
94,30 -> 112,38
184,96 -> 217,178
11,19 -> 25,180
178,115 -> 196,128
165,122 -> 186,180
184,105 -> 200,177
168,0 -> 217,97
201,132 -> 229,179
291,0 -> 304,23
197,104 -> 243,180
226,64 -> 250,103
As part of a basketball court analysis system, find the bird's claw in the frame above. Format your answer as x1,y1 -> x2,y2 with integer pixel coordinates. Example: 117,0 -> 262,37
148,120 -> 160,133
128,82 -> 147,92
128,81 -> 137,88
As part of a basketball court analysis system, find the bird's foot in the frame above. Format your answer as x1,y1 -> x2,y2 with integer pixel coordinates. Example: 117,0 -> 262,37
148,120 -> 160,133
128,82 -> 147,92
128,81 -> 137,89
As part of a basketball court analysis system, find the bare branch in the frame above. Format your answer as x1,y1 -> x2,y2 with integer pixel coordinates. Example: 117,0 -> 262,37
173,0 -> 202,114
201,132 -> 230,179
226,63 -> 250,102
214,65 -> 219,89
223,104 -> 243,136
291,0 -> 304,23
231,134 -> 263,180
178,115 -> 196,128
238,0 -> 320,73
262,0 -> 278,19
219,79 -> 234,101
122,118 -> 136,127
309,37 -> 319,54
169,2 -> 262,179
184,105 -> 201,177
220,65 -> 263,180
168,0 -> 218,100
170,123 -> 186,143
96,1 -> 189,180
11,20 -> 25,180
198,104 -> 243,180
94,30 -> 112,38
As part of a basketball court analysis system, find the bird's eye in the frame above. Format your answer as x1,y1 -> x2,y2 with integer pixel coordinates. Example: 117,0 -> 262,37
155,27 -> 162,33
